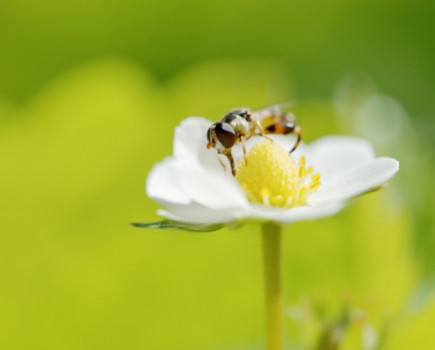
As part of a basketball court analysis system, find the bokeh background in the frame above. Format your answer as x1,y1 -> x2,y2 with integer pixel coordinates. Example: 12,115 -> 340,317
1,1 -> 434,349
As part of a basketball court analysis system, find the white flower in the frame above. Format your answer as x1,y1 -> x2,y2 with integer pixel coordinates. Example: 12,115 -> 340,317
146,117 -> 399,225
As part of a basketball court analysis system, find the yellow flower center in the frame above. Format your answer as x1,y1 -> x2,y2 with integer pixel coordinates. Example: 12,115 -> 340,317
235,139 -> 321,208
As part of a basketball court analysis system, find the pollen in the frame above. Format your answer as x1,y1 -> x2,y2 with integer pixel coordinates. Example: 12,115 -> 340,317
235,140 -> 321,208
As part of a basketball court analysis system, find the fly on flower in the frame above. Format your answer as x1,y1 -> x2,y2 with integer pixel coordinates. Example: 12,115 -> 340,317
138,112 -> 399,229
206,104 -> 301,176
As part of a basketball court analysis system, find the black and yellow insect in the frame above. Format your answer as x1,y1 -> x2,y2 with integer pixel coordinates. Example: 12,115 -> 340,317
206,104 -> 301,176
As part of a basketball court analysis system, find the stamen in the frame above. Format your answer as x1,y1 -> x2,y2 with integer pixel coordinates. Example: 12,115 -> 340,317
260,188 -> 271,206
235,140 -> 322,208
299,166 -> 307,178
311,173 -> 321,182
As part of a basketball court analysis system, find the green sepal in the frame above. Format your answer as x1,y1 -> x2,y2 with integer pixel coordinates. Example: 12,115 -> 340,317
130,220 -> 224,232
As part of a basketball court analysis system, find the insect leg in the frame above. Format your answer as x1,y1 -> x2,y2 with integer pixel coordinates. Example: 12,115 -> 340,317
289,125 -> 301,153
255,120 -> 273,141
240,136 -> 248,165
223,151 -> 236,176
263,121 -> 301,153
217,155 -> 227,172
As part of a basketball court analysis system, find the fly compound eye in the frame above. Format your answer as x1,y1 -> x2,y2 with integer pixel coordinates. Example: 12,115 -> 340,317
215,122 -> 237,148
207,125 -> 213,142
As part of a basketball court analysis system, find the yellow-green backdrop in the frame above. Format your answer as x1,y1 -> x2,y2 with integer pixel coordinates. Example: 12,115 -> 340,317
1,1 -> 434,349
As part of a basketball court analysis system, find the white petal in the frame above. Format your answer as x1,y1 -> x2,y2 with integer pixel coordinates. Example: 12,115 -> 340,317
146,157 -> 191,205
157,204 -> 236,224
309,157 -> 399,204
234,201 -> 344,223
173,116 -> 222,171
159,201 -> 344,225
177,168 -> 249,209
305,136 -> 375,180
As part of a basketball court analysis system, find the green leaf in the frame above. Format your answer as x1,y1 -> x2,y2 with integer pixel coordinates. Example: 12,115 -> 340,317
130,220 -> 225,232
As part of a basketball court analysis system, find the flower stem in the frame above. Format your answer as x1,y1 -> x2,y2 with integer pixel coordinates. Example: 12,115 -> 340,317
262,222 -> 284,350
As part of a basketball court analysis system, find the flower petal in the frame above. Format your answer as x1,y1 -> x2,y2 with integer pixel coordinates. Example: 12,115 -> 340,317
157,204 -> 237,224
146,157 -> 191,205
173,116 -> 222,171
159,201 -> 345,225
305,136 -> 375,180
177,168 -> 249,209
234,201 -> 344,223
308,157 -> 399,204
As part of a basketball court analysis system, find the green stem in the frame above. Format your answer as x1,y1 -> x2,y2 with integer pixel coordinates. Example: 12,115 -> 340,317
262,222 -> 284,350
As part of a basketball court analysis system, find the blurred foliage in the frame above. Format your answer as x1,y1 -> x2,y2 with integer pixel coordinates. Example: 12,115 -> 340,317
0,58 -> 433,349
0,0 -> 434,119
1,0 -> 435,349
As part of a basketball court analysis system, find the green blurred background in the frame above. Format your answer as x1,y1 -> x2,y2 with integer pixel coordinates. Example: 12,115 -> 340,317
1,0 -> 434,349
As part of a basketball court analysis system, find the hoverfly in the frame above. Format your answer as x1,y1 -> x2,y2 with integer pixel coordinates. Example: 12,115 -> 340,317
206,104 -> 301,176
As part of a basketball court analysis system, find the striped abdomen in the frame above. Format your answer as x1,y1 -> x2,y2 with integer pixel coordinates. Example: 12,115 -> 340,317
264,122 -> 296,134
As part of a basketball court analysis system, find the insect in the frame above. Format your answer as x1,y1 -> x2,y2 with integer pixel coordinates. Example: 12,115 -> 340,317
206,104 -> 301,176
